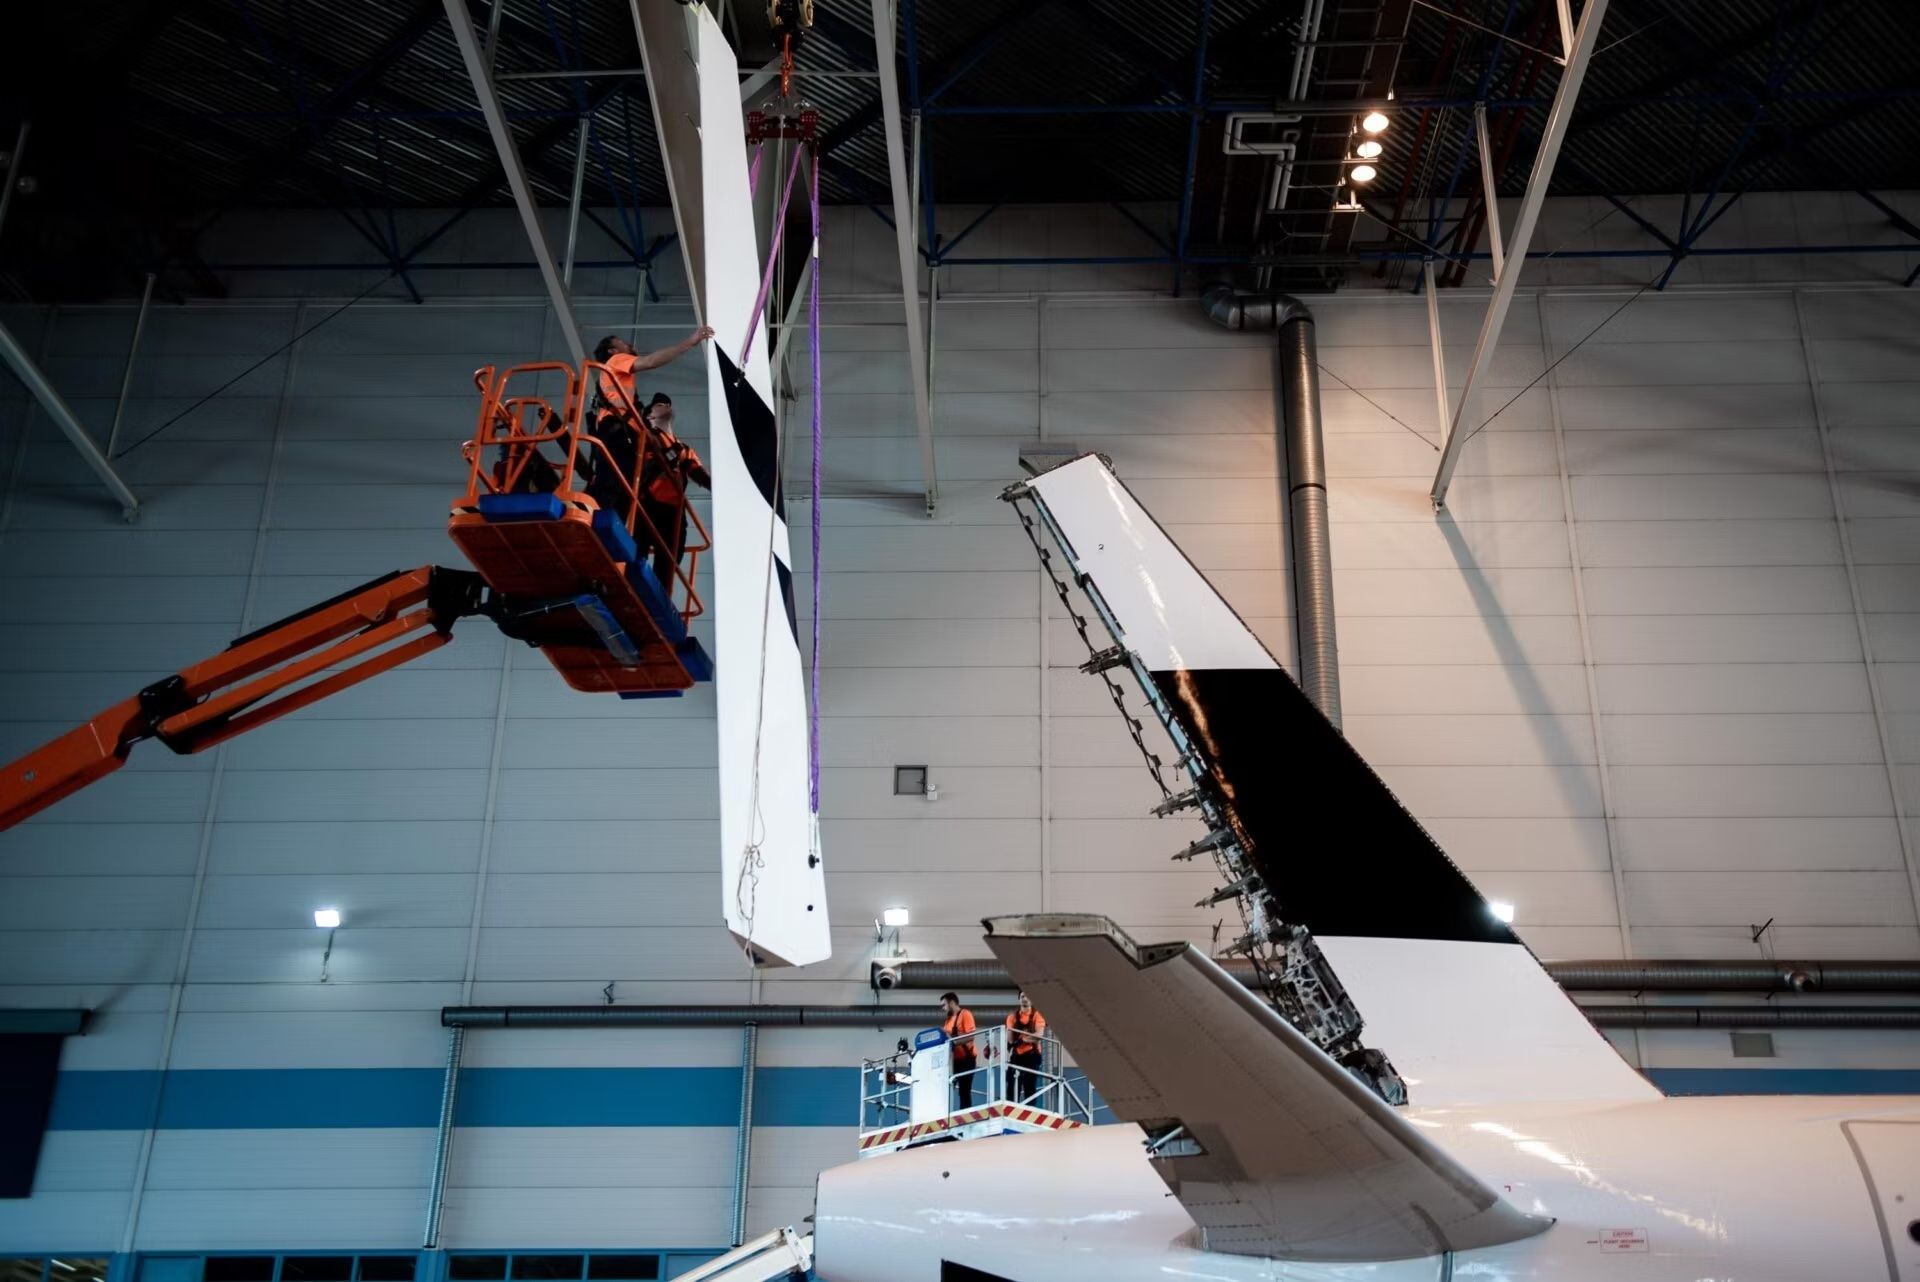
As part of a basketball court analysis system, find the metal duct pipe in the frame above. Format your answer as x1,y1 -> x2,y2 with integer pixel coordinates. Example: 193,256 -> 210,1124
1586,1006 -> 1920,1030
1547,960 -> 1920,993
444,1005 -> 1016,1028
1201,285 -> 1339,725
421,1024 -> 464,1249
874,957 -> 1920,995
442,1002 -> 1920,1031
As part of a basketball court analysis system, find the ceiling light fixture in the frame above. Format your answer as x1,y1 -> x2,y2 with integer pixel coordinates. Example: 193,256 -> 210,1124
1362,111 -> 1390,134
1488,901 -> 1516,924
313,908 -> 341,929
1350,164 -> 1378,183
1355,139 -> 1383,159
882,906 -> 910,928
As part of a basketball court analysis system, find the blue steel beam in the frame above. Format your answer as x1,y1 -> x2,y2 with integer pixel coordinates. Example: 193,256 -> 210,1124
199,241 -> 1919,274
1170,0 -> 1217,294
1111,202 -> 1174,254
1425,0 -> 1521,253
1656,0 -> 1854,289
936,205 -> 1001,261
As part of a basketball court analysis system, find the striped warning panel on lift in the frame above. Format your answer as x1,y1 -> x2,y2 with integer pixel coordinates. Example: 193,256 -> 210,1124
858,1103 -> 1086,1151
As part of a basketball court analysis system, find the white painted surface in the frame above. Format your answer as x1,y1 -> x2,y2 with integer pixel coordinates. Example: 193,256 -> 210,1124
679,3 -> 829,968
1027,456 -> 1276,672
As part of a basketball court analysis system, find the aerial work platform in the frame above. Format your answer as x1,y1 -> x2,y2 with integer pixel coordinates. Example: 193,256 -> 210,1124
450,361 -> 714,698
0,359 -> 715,830
857,1022 -> 1093,1159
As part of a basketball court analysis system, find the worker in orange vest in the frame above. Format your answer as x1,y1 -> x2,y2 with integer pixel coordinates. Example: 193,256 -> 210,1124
633,393 -> 710,589
589,331 -> 712,586
940,991 -> 978,1111
1004,989 -> 1047,1106
593,329 -> 711,415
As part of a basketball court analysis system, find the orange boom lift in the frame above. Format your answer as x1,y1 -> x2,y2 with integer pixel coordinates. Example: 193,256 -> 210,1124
0,359 -> 714,831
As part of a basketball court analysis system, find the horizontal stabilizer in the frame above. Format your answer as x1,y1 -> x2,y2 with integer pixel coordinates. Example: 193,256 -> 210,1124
985,914 -> 1553,1263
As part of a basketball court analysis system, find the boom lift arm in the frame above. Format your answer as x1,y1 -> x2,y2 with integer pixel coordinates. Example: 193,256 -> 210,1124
0,565 -> 493,830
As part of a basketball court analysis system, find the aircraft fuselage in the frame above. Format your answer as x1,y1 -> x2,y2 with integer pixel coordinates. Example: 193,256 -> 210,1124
814,1094 -> 1920,1280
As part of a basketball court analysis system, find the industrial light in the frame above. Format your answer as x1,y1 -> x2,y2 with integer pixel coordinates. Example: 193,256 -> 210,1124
882,906 -> 911,928
1488,901 -> 1516,924
1350,164 -> 1378,184
313,908 -> 342,929
1362,110 -> 1390,134
1355,139 -> 1383,159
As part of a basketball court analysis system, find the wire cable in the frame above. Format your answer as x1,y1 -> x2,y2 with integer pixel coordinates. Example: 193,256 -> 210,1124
1452,269 -> 1662,448
116,269 -> 399,459
1316,362 -> 1441,450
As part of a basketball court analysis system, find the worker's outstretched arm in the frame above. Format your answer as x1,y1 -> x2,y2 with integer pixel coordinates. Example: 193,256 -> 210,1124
630,325 -> 715,373
0,567 -> 487,832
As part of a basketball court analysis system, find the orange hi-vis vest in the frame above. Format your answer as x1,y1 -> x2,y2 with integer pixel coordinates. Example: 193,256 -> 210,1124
943,1008 -> 977,1063
1006,1009 -> 1045,1058
595,354 -> 705,504
597,352 -> 640,416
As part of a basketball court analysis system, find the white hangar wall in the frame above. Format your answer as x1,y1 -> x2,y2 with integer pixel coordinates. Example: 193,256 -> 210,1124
0,193 -> 1916,1256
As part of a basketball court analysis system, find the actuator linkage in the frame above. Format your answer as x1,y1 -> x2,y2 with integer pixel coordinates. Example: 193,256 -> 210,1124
1003,481 -> 1409,1108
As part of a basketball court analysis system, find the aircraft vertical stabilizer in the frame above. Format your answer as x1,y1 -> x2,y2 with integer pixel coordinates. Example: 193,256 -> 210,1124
1017,454 -> 1653,1105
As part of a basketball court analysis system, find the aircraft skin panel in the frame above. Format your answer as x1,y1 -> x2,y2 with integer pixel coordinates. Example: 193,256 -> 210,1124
1022,454 -> 1649,1103
983,916 -> 1552,1261
636,2 -> 828,967
813,1093 -> 1916,1282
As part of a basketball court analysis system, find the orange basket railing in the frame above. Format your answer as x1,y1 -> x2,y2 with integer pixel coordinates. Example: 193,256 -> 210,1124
459,361 -> 710,629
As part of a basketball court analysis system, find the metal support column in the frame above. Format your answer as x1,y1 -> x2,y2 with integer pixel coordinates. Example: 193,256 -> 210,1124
422,1023 -> 465,1249
1423,260 -> 1450,445
1170,0 -> 1217,293
871,0 -> 939,513
0,121 -> 28,244
731,1023 -> 758,1246
563,118 -> 591,287
0,319 -> 139,519
1431,0 -> 1610,508
443,0 -> 586,363
1473,104 -> 1505,281
105,273 -> 157,461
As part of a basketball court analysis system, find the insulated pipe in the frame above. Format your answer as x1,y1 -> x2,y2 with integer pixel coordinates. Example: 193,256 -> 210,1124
875,957 -> 1920,995
442,1002 -> 1920,1030
421,1023 -> 464,1249
444,1005 -> 1016,1028
1201,286 -> 1340,725
1586,1006 -> 1920,1030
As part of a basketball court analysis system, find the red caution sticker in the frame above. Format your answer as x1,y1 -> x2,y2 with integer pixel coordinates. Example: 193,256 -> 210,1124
1588,1228 -> 1649,1253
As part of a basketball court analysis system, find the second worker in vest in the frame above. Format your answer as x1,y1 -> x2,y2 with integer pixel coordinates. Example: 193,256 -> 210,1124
939,992 -> 978,1111
1004,990 -> 1047,1106
590,331 -> 713,589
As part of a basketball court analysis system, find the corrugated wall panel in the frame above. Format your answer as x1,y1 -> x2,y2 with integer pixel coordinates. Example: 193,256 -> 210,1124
1,218 -> 1917,1254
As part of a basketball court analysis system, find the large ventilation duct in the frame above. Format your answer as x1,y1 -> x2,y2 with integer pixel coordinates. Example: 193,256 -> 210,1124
440,1002 -> 1920,1032
1201,285 -> 1339,724
873,957 -> 1920,995
444,1004 -> 1014,1028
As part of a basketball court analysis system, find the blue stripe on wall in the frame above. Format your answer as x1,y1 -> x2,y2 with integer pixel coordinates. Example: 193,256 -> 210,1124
1647,1068 -> 1920,1095
47,1067 -> 867,1130
44,1065 -> 1918,1130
